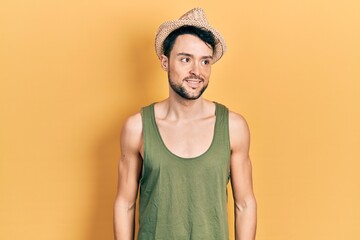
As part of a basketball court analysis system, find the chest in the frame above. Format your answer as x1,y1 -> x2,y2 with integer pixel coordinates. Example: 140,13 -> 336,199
155,116 -> 216,158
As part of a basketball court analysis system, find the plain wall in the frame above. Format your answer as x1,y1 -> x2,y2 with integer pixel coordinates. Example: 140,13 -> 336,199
1,0 -> 359,239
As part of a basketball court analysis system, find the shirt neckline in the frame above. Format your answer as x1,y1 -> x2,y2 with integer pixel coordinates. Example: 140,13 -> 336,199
151,102 -> 219,161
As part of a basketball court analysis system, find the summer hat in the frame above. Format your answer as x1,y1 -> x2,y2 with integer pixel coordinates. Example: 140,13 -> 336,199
155,8 -> 226,64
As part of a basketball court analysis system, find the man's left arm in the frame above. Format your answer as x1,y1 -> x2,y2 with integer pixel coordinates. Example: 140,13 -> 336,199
229,111 -> 257,240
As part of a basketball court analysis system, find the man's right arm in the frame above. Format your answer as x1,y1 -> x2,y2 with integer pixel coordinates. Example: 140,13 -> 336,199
114,113 -> 143,240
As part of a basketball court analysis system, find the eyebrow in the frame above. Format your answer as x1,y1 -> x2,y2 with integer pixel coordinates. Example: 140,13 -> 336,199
177,52 -> 213,59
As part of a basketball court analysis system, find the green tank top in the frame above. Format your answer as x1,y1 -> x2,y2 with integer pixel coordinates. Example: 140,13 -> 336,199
139,102 -> 231,240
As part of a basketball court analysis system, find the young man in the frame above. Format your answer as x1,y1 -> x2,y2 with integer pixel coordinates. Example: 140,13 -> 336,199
114,8 -> 257,240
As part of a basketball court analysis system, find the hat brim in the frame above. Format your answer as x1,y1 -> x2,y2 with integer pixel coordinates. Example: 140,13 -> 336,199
155,20 -> 226,64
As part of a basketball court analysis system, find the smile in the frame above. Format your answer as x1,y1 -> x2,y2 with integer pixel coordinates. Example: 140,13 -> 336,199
186,79 -> 202,83
185,79 -> 203,88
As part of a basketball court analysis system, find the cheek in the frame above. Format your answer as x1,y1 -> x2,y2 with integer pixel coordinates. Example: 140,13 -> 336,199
170,64 -> 188,76
202,67 -> 211,79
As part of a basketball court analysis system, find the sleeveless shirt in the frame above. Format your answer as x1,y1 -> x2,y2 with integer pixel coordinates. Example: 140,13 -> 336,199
139,102 -> 231,240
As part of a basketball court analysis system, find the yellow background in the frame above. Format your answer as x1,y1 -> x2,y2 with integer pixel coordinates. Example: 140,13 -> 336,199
1,0 -> 359,239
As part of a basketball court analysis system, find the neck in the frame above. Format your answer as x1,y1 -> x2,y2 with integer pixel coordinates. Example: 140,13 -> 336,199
162,96 -> 209,120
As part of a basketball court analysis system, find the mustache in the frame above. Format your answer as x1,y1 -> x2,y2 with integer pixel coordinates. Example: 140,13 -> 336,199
183,75 -> 204,82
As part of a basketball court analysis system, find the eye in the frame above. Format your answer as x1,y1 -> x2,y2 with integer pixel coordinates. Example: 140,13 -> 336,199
202,59 -> 211,65
181,57 -> 191,63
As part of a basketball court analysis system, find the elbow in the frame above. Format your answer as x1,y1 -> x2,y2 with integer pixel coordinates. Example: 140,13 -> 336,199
114,196 -> 136,212
234,197 -> 257,214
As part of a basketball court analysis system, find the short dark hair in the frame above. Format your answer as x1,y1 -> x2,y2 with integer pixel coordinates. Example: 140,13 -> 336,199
162,25 -> 217,58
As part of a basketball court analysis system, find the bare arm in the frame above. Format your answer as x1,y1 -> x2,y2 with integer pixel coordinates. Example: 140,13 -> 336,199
229,112 -> 257,240
114,113 -> 143,240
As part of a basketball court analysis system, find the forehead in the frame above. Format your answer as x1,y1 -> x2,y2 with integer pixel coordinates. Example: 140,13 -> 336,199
171,34 -> 213,57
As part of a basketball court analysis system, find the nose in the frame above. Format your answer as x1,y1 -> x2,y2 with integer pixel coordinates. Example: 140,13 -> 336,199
190,61 -> 201,76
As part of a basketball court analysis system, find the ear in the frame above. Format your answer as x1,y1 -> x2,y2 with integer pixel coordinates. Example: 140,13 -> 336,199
160,55 -> 168,71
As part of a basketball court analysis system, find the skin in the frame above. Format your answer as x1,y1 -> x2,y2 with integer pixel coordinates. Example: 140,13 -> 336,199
114,34 -> 257,240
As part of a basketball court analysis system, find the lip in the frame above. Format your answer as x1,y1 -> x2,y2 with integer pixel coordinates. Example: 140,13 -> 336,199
185,79 -> 202,88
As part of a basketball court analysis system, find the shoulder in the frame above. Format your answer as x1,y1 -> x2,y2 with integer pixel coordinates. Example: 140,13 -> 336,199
121,112 -> 143,150
122,112 -> 142,134
228,110 -> 250,150
228,111 -> 249,134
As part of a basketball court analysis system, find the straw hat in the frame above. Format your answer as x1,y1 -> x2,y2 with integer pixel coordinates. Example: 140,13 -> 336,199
155,8 -> 226,64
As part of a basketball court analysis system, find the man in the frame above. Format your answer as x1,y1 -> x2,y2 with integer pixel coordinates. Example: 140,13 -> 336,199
114,8 -> 257,240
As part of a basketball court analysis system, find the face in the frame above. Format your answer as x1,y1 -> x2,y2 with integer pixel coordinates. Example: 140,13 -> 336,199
161,34 -> 213,100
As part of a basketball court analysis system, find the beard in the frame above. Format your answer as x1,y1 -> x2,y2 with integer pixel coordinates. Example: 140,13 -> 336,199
168,72 -> 208,100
